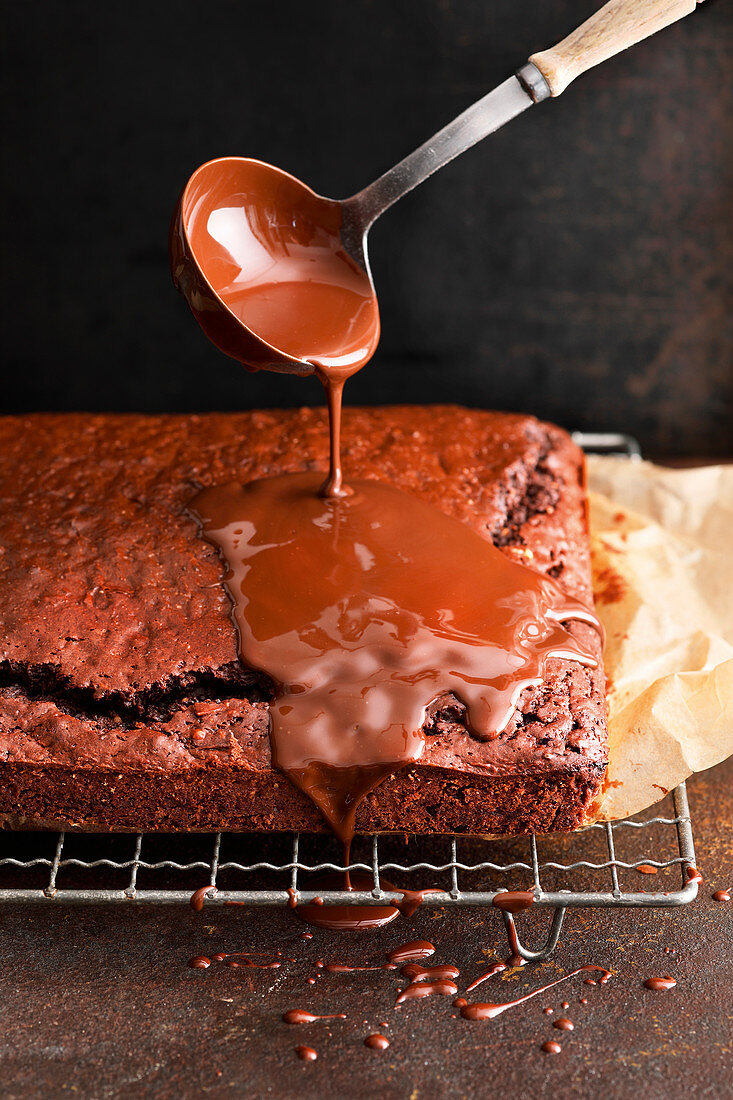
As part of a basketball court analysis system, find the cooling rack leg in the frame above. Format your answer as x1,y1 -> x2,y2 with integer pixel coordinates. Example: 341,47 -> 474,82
44,832 -> 65,898
502,906 -> 567,962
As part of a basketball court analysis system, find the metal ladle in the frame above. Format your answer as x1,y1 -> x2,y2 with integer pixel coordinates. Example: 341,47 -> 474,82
170,0 -> 702,379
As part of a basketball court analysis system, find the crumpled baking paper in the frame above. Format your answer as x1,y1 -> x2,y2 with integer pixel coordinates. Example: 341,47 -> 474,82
585,457 -> 733,822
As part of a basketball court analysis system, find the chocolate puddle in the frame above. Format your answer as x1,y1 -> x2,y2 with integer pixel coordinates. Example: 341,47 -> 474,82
295,873 -> 401,931
190,473 -> 599,849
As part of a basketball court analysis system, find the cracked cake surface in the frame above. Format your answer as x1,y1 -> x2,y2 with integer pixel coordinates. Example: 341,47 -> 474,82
0,407 -> 607,834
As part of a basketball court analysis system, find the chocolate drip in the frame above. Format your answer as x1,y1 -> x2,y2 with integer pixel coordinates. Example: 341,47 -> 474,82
190,886 -> 216,911
364,1034 -> 390,1051
187,956 -> 211,969
492,890 -> 536,964
395,979 -> 459,1004
394,889 -> 442,918
461,966 -> 611,1021
492,891 -> 536,913
320,378 -> 349,500
400,963 -> 460,982
191,474 -> 600,847
324,963 -> 393,973
283,1010 -> 347,1024
194,949 -> 285,970
464,962 -> 506,992
387,941 -> 435,964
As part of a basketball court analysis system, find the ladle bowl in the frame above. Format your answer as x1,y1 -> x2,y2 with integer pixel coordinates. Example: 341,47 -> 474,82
170,157 -> 380,379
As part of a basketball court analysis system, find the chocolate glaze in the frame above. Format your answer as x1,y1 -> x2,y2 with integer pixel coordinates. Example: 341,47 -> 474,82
643,976 -> 677,991
295,1046 -> 318,1062
503,916 -> 526,969
492,892 -> 535,966
395,979 -> 459,1005
460,966 -> 611,1021
387,941 -> 435,964
364,1034 -> 390,1051
191,474 -> 599,849
283,1010 -> 347,1025
2,408 -> 608,840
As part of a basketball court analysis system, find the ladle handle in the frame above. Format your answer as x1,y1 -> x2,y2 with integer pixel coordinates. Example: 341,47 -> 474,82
530,0 -> 702,97
341,75 -> 533,241
343,0 -> 704,241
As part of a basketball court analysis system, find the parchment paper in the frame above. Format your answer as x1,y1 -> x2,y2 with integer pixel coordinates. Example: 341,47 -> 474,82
585,457 -> 733,822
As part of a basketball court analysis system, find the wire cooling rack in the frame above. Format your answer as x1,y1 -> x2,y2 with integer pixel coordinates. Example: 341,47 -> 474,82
0,434 -> 700,959
0,785 -> 699,960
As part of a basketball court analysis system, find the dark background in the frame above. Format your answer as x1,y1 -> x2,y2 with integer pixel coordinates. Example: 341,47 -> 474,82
1,0 -> 731,455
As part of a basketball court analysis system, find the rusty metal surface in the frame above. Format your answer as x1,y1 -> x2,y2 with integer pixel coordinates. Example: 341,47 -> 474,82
1,757 -> 731,1100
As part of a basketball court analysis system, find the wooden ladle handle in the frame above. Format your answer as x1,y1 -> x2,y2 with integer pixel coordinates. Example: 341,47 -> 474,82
529,0 -> 703,97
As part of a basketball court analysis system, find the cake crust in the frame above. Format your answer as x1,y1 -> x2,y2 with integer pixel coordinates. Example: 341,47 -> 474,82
0,407 -> 606,834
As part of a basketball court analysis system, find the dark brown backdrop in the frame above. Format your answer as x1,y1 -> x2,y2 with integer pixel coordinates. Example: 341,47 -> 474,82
1,0 -> 731,454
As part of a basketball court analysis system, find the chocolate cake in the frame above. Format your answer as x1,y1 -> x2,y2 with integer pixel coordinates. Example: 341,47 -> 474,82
0,407 -> 607,835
